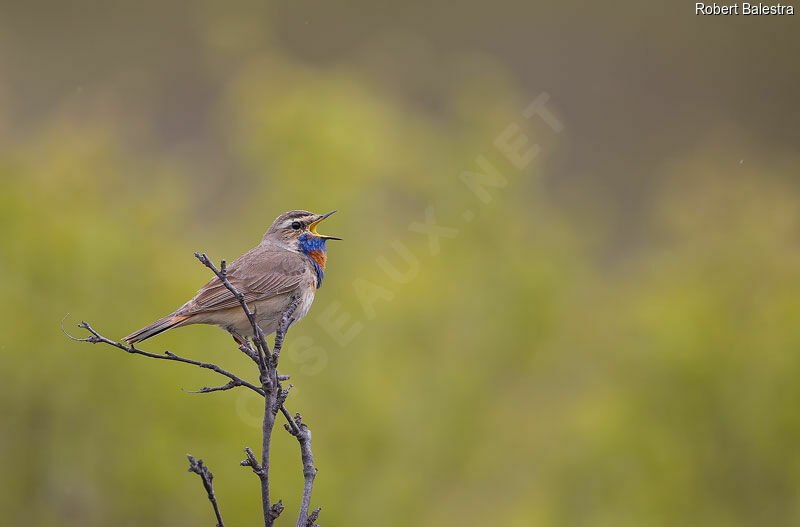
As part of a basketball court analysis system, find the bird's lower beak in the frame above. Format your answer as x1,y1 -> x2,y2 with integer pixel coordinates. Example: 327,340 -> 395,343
309,210 -> 342,240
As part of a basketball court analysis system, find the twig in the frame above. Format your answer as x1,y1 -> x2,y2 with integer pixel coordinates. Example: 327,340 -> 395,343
194,253 -> 272,375
193,253 -> 290,527
241,446 -> 264,476
260,388 -> 278,526
241,445 -> 284,525
182,381 -> 240,394
284,413 -> 318,527
280,405 -> 301,435
273,296 -> 301,365
270,300 -> 320,526
187,454 -> 224,527
62,316 -> 265,397
306,507 -> 322,527
64,315 -> 317,526
67,248 -> 323,527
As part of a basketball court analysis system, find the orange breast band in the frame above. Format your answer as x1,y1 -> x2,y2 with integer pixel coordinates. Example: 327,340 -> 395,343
307,249 -> 327,270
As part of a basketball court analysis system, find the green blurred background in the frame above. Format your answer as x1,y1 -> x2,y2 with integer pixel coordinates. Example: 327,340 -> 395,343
2,1 -> 800,525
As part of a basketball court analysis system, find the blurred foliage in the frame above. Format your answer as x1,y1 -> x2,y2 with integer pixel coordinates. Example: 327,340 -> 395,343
2,2 -> 800,526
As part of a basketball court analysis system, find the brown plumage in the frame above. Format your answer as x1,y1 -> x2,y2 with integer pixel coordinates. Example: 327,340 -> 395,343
124,314 -> 190,343
124,210 -> 340,345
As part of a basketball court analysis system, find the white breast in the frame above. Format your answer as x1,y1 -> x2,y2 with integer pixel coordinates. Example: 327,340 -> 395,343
291,282 -> 316,324
209,273 -> 318,338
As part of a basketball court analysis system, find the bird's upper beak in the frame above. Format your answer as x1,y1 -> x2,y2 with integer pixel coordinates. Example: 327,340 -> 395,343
309,210 -> 342,240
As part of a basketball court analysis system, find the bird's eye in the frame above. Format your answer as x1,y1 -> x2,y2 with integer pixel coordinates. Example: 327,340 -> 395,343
291,221 -> 302,230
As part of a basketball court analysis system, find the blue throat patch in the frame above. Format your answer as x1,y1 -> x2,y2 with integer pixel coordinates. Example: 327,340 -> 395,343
298,233 -> 327,288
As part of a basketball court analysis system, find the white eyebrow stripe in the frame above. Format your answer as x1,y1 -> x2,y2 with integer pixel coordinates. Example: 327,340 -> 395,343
281,217 -> 310,229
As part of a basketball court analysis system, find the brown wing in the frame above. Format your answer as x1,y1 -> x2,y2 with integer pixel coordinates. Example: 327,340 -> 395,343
177,247 -> 307,314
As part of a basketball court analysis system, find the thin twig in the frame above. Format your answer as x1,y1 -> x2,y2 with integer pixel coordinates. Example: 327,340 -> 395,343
258,296 -> 301,527
306,507 -> 322,527
67,247 -> 322,527
194,253 -> 272,374
192,254 -> 290,527
260,388 -> 278,526
187,454 -> 225,527
273,296 -> 301,364
182,381 -> 240,394
280,405 -> 301,435
62,316 -> 264,397
65,314 -> 303,432
240,446 -> 264,475
271,300 -> 319,526
284,412 -> 318,527
65,316 -> 315,527
238,343 -> 263,367
242,444 -> 283,526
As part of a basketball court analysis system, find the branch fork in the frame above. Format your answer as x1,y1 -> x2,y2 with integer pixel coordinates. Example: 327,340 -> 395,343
187,454 -> 224,527
66,251 -> 321,527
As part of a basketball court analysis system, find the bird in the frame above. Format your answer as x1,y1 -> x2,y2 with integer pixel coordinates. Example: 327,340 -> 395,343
124,210 -> 340,345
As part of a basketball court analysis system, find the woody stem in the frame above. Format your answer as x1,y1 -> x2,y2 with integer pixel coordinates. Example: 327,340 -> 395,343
261,379 -> 277,526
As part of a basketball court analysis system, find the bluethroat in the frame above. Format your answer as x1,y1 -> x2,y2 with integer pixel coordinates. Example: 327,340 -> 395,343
125,210 -> 340,345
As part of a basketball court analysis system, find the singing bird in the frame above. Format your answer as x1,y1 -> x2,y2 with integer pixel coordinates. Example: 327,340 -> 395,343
124,210 -> 340,345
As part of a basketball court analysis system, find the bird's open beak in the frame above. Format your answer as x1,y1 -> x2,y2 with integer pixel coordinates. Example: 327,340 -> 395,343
309,210 -> 342,240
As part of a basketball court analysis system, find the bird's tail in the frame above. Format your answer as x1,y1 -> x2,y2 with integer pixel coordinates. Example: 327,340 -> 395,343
124,314 -> 191,344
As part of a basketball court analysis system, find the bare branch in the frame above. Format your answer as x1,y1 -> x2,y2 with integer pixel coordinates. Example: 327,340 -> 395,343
269,299 -> 320,527
284,412 -> 319,527
260,389 -> 278,526
238,342 -> 262,366
182,381 -> 240,395
194,253 -> 272,374
272,296 -> 301,364
64,317 -> 265,397
241,443 -> 285,525
306,507 -> 322,527
269,500 -> 285,521
187,454 -> 225,527
276,384 -> 293,409
240,446 -> 264,476
187,249 -> 315,522
280,405 -> 301,436
67,245 -> 324,527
